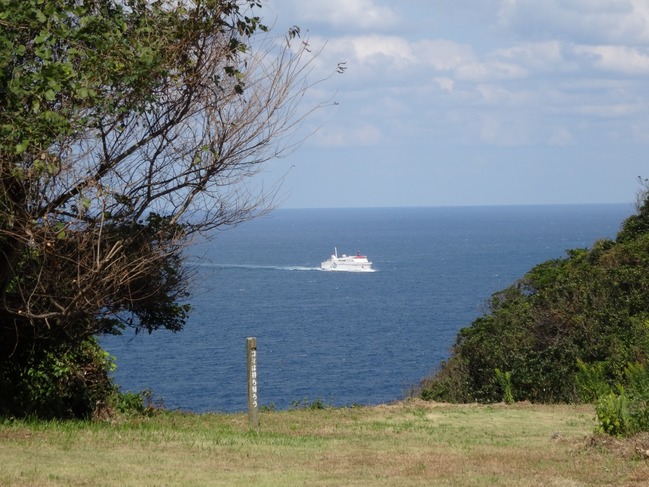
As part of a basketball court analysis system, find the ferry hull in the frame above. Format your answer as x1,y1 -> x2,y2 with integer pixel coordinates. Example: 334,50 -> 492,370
320,265 -> 374,272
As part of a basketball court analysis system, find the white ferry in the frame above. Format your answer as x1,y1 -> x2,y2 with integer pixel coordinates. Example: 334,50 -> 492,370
320,248 -> 374,272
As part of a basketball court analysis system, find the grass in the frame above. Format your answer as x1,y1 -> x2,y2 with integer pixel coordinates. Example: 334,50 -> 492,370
1,400 -> 648,486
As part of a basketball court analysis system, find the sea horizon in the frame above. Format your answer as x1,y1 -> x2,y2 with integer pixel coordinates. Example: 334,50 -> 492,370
103,203 -> 636,413
276,201 -> 634,211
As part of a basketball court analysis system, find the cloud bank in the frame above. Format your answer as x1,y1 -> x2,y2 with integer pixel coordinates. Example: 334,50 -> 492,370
261,0 -> 649,207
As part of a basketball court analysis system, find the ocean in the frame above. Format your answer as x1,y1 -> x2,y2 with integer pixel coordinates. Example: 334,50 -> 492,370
101,204 -> 634,412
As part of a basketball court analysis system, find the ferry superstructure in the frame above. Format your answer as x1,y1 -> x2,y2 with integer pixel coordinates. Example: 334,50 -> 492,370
320,248 -> 374,272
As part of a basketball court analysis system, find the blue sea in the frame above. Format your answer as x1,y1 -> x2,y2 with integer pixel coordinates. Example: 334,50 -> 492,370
101,204 -> 634,412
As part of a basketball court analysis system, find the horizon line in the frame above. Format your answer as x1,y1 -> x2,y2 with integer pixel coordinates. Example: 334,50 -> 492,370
276,201 -> 635,211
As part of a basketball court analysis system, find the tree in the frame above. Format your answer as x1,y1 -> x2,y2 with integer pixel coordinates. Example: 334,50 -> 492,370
617,177 -> 649,243
0,0 -> 330,417
420,189 -> 649,405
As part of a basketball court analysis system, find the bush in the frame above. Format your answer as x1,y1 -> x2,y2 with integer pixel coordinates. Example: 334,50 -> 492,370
596,392 -> 632,436
576,360 -> 612,403
579,361 -> 649,437
495,369 -> 514,404
110,389 -> 160,417
419,356 -> 474,403
419,212 -> 649,405
0,337 -> 117,419
290,398 -> 329,410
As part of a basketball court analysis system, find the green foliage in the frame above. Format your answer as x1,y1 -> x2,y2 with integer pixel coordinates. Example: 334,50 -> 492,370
591,363 -> 649,437
290,398 -> 329,410
0,337 -> 117,419
575,360 -> 611,403
110,389 -> 161,417
625,362 -> 649,401
420,189 -> 649,409
495,369 -> 514,404
617,178 -> 649,243
420,355 -> 473,403
94,214 -> 192,335
0,0 -> 282,419
0,0 -> 267,158
596,392 -> 632,436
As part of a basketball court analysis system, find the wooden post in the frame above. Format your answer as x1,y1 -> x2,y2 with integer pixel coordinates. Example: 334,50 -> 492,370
246,337 -> 259,429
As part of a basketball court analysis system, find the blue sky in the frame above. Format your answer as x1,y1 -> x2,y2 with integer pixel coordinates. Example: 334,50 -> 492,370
255,0 -> 649,208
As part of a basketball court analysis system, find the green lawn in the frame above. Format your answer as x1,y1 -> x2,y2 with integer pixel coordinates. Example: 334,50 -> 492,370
1,400 -> 647,486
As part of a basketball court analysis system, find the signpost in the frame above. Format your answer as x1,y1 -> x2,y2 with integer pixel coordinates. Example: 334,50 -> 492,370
246,337 -> 259,429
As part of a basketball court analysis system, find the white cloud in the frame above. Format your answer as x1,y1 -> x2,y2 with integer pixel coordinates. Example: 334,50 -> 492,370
281,0 -> 400,31
414,40 -> 476,71
311,35 -> 415,79
347,35 -> 415,65
630,120 -> 649,143
434,77 -> 455,93
544,102 -> 642,119
548,127 -> 574,146
497,0 -> 649,44
313,123 -> 382,147
321,36 -> 476,74
491,41 -> 571,72
572,104 -> 642,118
572,45 -> 649,75
478,113 -> 531,146
475,84 -> 536,106
454,61 -> 528,82
262,0 -> 649,209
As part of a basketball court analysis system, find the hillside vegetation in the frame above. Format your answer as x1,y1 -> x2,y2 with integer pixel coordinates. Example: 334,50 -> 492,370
420,188 -> 649,418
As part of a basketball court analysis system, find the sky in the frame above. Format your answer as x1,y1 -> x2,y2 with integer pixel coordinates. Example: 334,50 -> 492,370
253,0 -> 649,208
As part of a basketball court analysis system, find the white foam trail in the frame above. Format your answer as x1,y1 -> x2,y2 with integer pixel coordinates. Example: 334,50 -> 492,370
189,261 -> 378,272
190,262 -> 321,272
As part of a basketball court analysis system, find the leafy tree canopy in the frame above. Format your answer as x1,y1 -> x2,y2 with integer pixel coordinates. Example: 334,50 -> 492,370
0,0 -> 324,418
420,186 -> 649,405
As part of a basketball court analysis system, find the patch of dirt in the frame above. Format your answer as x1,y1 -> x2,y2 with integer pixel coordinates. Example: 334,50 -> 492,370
0,428 -> 34,441
585,432 -> 649,460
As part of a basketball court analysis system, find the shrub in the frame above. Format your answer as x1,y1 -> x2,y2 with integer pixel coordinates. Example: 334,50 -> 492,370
596,392 -> 632,436
420,213 -> 649,406
290,398 -> 329,410
419,355 -> 474,403
495,369 -> 514,404
588,363 -> 649,437
576,360 -> 612,403
110,389 -> 160,417
0,337 -> 117,419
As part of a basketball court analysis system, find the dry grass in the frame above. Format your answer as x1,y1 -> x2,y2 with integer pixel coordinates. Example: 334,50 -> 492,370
1,400 -> 648,486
